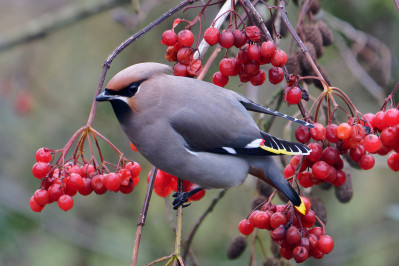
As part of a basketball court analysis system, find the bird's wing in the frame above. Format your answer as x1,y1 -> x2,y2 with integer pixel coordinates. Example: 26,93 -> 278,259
229,91 -> 314,128
170,108 -> 310,156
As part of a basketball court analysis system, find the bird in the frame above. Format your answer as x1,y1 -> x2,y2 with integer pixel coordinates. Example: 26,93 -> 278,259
96,62 -> 313,214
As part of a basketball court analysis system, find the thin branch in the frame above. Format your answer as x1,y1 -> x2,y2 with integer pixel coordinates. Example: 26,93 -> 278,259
0,0 -> 128,53
132,167 -> 158,266
182,190 -> 226,259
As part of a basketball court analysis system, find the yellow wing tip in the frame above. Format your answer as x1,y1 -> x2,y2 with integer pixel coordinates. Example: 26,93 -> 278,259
294,199 -> 306,215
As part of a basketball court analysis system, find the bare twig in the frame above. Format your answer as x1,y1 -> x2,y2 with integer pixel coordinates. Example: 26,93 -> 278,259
182,190 -> 226,260
0,0 -> 128,53
333,34 -> 385,105
132,167 -> 158,266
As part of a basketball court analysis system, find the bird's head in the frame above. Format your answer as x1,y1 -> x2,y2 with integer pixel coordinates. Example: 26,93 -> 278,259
96,62 -> 171,104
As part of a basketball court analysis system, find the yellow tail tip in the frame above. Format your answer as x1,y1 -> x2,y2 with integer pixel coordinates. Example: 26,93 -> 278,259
294,199 -> 306,215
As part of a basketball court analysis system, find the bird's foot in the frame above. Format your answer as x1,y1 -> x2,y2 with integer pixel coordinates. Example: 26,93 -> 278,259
172,187 -> 204,210
172,192 -> 192,210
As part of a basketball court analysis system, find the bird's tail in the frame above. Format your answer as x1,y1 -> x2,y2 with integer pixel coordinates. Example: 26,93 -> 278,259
249,157 -> 306,214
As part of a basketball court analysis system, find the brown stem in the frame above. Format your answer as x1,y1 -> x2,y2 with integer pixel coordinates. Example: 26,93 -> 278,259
240,0 -> 273,41
132,166 -> 158,266
197,46 -> 222,80
279,0 -> 324,81
182,190 -> 226,260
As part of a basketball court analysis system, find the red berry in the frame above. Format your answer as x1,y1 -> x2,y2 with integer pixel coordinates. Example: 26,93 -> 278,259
66,173 -> 84,190
285,86 -> 302,105
298,171 -> 313,188
250,70 -> 266,86
295,125 -> 311,144
237,48 -> 250,65
307,142 -> 323,163
384,108 -> 399,127
78,177 -> 93,196
363,113 -> 376,128
244,61 -> 260,76
380,127 -> 398,147
387,152 -> 399,171
219,58 -> 236,76
349,145 -> 366,162
187,59 -> 203,76
173,63 -> 188,76
161,30 -> 177,46
32,162 -> 51,179
126,162 -> 141,178
286,226 -> 301,244
284,164 -> 295,178
238,219 -> 254,235
337,123 -> 352,139
309,227 -> 325,237
310,123 -> 326,141
119,169 -> 132,186
177,29 -> 194,47
91,174 -> 107,195
363,134 -> 381,153
103,173 -> 121,192
80,164 -> 96,178
279,243 -> 294,260
271,49 -> 287,67
260,41 -> 276,58
312,161 -> 330,180
359,154 -> 375,170
33,189 -> 49,206
177,47 -> 194,65
48,183 -> 63,202
270,212 -> 287,229
300,209 -> 316,227
233,30 -> 247,48
35,148 -> 52,163
30,196 -> 44,212
58,195 -> 73,211
270,224 -> 286,242
317,235 -> 334,254
219,29 -> 234,48
253,211 -> 272,230
165,46 -> 178,62
332,170 -> 346,186
239,71 -> 251,83
293,246 -> 309,263
268,67 -> 284,84
204,27 -> 220,46
247,44 -> 260,61
326,124 -> 340,143
212,72 -> 229,87
322,147 -> 340,165
374,111 -> 387,130
119,180 -> 135,194
245,26 -> 261,42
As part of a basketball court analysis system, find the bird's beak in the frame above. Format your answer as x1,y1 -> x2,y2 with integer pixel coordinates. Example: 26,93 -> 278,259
96,90 -> 112,102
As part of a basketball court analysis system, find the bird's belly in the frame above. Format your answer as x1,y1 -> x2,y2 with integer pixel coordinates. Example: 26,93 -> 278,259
141,146 -> 250,188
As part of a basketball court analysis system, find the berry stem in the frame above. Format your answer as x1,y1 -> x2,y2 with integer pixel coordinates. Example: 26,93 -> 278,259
197,45 -> 222,80
132,166 -> 158,266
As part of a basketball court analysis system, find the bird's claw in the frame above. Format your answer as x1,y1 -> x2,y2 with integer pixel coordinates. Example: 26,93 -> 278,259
172,192 -> 191,210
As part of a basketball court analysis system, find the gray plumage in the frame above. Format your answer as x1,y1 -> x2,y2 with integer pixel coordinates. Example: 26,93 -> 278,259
96,62 -> 310,211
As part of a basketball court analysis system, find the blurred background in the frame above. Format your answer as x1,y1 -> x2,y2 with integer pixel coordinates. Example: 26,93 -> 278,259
0,0 -> 398,265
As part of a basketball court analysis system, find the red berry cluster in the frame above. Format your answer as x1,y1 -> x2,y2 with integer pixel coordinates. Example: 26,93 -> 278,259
147,170 -> 205,201
285,123 -> 347,188
205,26 -> 287,87
161,22 -> 203,77
238,197 -> 333,263
30,148 -> 141,212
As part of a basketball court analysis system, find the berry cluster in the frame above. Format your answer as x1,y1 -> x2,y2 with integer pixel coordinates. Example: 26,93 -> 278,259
161,20 -> 203,77
238,197 -> 333,263
147,170 -> 206,201
205,26 -> 288,87
30,147 -> 141,212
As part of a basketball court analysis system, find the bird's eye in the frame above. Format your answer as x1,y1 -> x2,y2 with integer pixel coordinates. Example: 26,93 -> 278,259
120,81 -> 143,97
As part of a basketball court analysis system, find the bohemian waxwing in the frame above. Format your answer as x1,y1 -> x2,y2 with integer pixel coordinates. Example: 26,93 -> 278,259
96,62 -> 313,213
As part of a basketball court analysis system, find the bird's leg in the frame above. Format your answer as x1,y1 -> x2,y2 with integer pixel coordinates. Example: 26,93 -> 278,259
172,187 -> 204,210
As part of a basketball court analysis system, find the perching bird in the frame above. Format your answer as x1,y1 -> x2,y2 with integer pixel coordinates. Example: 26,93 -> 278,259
96,62 -> 313,213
